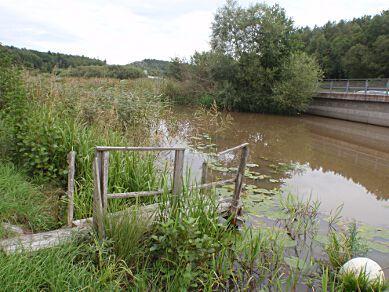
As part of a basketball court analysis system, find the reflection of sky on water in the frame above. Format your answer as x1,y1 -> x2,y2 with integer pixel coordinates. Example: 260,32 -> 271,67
158,108 -> 389,227
283,167 -> 389,227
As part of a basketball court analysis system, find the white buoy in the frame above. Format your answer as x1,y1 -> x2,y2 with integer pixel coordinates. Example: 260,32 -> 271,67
340,257 -> 385,283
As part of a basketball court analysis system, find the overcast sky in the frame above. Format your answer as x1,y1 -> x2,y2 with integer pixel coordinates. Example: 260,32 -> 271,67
0,0 -> 387,64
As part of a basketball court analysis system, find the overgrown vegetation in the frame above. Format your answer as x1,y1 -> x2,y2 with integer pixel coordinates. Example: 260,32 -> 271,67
0,46 -> 168,219
1,2 -> 388,290
0,163 -> 58,238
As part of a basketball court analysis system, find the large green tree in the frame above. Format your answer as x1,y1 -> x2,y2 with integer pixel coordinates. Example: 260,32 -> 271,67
206,1 -> 322,114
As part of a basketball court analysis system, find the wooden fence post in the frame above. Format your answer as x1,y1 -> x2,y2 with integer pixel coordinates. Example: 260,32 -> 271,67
67,151 -> 76,227
200,160 -> 208,193
100,151 -> 109,211
172,149 -> 185,196
93,156 -> 105,239
231,145 -> 249,225
365,79 -> 369,95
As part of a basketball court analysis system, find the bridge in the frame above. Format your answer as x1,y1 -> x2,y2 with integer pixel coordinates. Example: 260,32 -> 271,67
308,78 -> 389,127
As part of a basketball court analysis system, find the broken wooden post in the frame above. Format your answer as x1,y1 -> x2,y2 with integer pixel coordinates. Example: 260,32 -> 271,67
67,151 -> 76,227
231,145 -> 249,225
172,149 -> 185,196
93,156 -> 105,239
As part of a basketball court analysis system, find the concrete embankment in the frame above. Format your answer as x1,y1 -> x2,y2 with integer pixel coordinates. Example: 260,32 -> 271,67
308,92 -> 389,127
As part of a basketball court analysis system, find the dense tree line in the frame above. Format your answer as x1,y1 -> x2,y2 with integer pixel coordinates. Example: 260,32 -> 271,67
1,44 -> 106,72
296,10 -> 389,78
60,65 -> 145,79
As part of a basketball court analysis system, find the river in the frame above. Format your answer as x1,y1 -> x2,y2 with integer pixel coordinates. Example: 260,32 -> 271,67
159,109 -> 389,227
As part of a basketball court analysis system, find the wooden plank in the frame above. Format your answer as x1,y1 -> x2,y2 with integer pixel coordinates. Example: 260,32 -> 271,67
172,149 -> 185,196
95,146 -> 185,152
107,189 -> 167,199
67,151 -> 76,227
217,143 -> 249,156
193,178 -> 236,190
93,157 -> 105,239
0,227 -> 89,254
101,151 -> 109,211
0,197 -> 234,254
231,145 -> 249,225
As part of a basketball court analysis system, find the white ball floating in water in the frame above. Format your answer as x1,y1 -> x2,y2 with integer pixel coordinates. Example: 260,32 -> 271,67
340,257 -> 385,283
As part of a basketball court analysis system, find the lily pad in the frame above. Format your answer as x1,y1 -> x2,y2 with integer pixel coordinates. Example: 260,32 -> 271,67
246,163 -> 259,168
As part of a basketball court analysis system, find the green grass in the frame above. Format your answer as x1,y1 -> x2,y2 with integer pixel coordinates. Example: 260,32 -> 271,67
0,163 -> 58,238
0,238 -> 126,291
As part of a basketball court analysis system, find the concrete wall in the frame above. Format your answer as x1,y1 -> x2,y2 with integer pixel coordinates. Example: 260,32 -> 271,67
307,93 -> 389,127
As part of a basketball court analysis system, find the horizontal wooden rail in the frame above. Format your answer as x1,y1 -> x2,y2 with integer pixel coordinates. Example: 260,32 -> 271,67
106,178 -> 236,199
217,143 -> 249,156
192,178 -> 236,190
107,189 -> 167,199
95,146 -> 185,152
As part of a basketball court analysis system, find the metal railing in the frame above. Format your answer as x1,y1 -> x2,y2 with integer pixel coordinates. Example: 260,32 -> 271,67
319,78 -> 389,96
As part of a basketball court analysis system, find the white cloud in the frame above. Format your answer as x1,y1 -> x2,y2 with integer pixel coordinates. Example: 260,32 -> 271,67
0,0 -> 387,64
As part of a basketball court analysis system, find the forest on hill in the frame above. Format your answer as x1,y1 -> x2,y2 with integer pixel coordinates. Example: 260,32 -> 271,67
2,45 -> 106,71
296,10 -> 389,78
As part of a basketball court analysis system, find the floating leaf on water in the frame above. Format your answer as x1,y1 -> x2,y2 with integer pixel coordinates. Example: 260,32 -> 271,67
244,184 -> 257,190
222,184 -> 235,190
215,188 -> 233,197
246,163 -> 259,168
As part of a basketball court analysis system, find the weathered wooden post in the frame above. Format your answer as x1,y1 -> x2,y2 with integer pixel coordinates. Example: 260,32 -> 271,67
172,149 -> 185,196
100,151 -> 109,211
67,151 -> 76,227
200,160 -> 208,193
93,156 -> 105,239
346,80 -> 350,95
365,79 -> 369,95
231,145 -> 249,225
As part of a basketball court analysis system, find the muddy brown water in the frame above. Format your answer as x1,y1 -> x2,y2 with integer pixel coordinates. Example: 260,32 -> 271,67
157,108 -> 389,276
160,109 -> 389,227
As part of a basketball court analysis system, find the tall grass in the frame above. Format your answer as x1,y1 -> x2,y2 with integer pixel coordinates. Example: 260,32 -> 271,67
0,238 -> 127,290
1,68 -> 171,220
0,163 -> 58,237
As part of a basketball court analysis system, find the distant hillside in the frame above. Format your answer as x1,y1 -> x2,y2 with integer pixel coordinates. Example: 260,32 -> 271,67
130,59 -> 171,76
2,45 -> 106,72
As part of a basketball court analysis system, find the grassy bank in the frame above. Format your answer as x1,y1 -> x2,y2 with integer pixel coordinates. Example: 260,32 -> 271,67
1,50 -> 387,290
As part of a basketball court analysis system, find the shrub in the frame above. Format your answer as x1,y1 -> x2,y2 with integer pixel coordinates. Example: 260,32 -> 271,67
272,52 -> 323,114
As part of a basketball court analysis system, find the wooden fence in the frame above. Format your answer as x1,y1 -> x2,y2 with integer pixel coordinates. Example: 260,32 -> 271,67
90,144 -> 249,239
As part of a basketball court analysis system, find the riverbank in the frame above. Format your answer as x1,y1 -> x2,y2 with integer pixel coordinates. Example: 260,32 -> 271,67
0,65 -> 387,289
